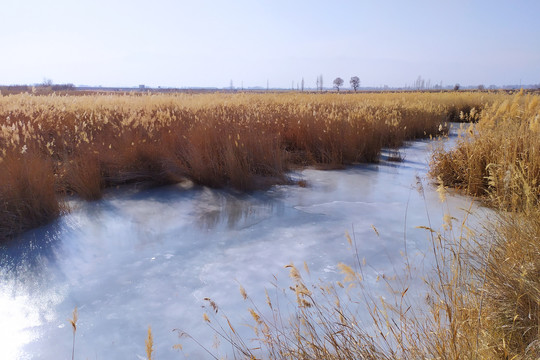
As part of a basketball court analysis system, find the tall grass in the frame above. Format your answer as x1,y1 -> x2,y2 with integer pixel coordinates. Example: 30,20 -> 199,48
429,90 -> 540,358
431,90 -> 540,211
1,91 -> 489,240
471,210 -> 540,358
0,150 -> 61,238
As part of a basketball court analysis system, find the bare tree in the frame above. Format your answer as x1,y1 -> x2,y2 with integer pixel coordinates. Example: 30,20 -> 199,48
317,74 -> 324,92
350,76 -> 360,92
414,75 -> 425,90
301,77 -> 304,92
333,77 -> 344,92
454,83 -> 460,91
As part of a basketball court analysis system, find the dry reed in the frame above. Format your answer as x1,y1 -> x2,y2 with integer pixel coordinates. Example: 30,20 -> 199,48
431,90 -> 540,211
146,326 -> 154,360
430,89 -> 540,358
1,91 -> 487,240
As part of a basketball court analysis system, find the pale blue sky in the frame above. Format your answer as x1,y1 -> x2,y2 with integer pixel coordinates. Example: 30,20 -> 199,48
1,0 -> 538,88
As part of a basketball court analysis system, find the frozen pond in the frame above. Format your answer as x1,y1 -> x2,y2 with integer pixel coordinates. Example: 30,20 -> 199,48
0,128 -> 488,359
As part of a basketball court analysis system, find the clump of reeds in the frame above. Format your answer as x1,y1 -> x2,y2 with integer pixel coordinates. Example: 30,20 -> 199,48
431,90 -> 540,211
0,149 -> 62,239
430,89 -> 540,358
469,210 -> 540,358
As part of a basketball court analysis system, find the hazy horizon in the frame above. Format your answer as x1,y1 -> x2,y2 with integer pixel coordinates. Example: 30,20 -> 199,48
1,0 -> 539,89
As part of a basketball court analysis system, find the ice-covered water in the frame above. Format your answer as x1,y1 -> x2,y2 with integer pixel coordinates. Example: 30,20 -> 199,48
0,128 -> 488,359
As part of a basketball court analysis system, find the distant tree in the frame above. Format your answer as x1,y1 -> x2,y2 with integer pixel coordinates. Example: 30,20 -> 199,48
414,75 -> 425,90
317,74 -> 324,92
453,83 -> 460,91
333,77 -> 344,92
477,84 -> 485,91
350,76 -> 360,91
301,77 -> 304,92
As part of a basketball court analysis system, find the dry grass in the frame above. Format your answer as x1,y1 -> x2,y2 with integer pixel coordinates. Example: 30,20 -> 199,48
471,210 -> 540,359
429,89 -> 540,358
146,326 -> 154,360
0,91 -> 489,240
0,149 -> 62,239
431,90 -> 540,211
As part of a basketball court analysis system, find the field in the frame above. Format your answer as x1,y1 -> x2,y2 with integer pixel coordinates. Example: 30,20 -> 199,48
0,91 -> 485,240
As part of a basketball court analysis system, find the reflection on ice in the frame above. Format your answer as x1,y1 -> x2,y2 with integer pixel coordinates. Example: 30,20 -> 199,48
0,132 -> 489,359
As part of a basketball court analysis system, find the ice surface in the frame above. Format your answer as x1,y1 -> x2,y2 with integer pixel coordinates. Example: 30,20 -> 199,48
0,128 -> 490,359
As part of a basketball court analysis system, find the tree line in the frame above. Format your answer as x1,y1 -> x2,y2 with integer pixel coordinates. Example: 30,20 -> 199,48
313,75 -> 360,92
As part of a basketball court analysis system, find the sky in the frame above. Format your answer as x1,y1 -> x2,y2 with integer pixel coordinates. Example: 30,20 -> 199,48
0,0 -> 539,89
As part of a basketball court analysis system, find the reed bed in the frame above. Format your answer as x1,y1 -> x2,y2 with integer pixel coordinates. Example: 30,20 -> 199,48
429,90 -> 540,358
431,90 -> 540,211
0,91 -> 488,240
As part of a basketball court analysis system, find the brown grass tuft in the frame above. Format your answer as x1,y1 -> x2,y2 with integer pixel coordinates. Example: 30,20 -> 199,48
0,150 -> 62,240
145,326 -> 154,360
430,90 -> 540,358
